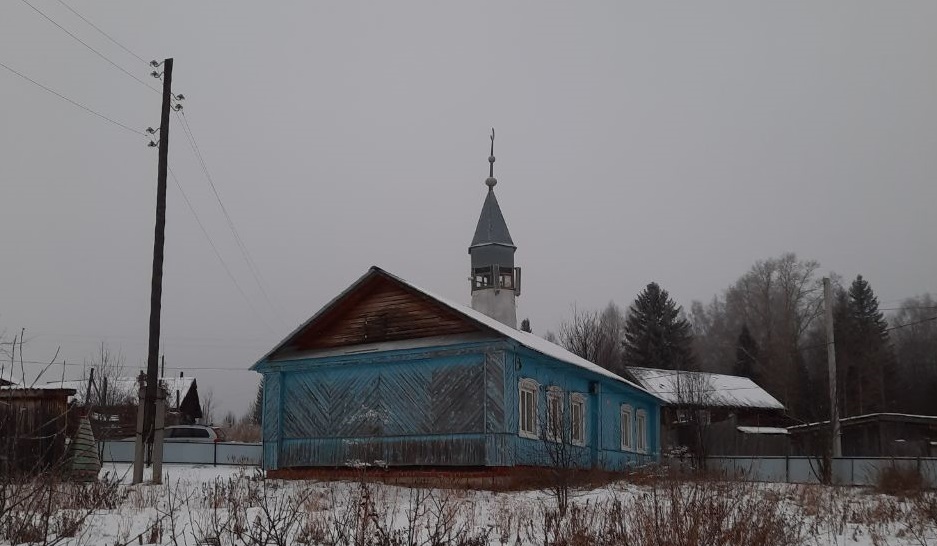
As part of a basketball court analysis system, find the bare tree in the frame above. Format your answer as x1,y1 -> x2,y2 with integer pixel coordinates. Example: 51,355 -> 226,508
85,342 -> 132,408
537,387 -> 585,517
556,302 -> 626,375
200,389 -> 215,425
689,253 -> 825,418
671,371 -> 714,468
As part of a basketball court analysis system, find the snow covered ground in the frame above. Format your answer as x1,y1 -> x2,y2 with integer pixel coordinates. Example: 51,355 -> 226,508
1,463 -> 934,545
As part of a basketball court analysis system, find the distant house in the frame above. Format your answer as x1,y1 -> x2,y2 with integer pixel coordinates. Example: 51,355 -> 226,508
626,367 -> 789,457
0,385 -> 76,473
252,150 -> 663,476
54,375 -> 202,439
789,413 -> 937,457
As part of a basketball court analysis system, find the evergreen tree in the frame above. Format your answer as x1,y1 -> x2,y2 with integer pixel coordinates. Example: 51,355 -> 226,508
250,377 -> 264,425
623,282 -> 694,370
733,324 -> 759,381
520,318 -> 532,333
842,275 -> 894,414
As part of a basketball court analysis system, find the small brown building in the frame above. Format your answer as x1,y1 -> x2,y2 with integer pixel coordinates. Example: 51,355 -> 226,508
0,386 -> 76,473
626,367 -> 791,457
789,413 -> 937,457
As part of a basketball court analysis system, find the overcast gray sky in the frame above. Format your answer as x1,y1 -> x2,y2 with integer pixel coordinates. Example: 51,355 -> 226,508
2,1 -> 935,418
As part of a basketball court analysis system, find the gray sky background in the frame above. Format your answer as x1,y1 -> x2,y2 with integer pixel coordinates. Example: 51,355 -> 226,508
2,1 -> 935,418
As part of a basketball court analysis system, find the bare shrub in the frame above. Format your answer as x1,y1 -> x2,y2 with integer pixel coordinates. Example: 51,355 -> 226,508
534,478 -> 804,546
874,463 -> 929,497
223,421 -> 262,442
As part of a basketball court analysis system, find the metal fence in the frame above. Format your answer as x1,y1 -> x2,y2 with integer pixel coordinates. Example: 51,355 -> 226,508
707,456 -> 937,486
99,440 -> 262,466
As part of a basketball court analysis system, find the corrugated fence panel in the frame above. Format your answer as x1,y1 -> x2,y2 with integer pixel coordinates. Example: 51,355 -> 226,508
708,456 -> 937,486
99,441 -> 261,466
216,443 -> 263,465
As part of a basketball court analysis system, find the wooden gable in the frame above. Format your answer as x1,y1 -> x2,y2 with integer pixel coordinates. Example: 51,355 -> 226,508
280,272 -> 482,353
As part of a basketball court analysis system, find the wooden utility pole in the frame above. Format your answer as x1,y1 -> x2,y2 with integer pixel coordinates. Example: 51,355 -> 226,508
823,277 -> 842,458
84,367 -> 95,408
135,57 -> 173,483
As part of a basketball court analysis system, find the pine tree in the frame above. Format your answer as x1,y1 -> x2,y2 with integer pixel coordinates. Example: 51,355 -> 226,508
733,324 -> 759,381
623,282 -> 694,370
520,318 -> 532,333
843,275 -> 894,414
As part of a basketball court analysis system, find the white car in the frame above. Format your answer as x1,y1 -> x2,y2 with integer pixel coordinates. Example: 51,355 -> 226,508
163,425 -> 226,443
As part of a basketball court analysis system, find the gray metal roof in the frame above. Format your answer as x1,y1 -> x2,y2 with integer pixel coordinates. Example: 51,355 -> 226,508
470,188 -> 515,248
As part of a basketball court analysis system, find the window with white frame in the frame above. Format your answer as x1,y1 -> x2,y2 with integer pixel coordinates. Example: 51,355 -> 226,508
620,404 -> 633,450
636,409 -> 648,453
570,394 -> 586,446
518,378 -> 539,439
546,387 -> 564,442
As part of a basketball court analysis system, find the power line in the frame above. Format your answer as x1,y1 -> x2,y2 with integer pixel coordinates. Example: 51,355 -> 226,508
795,314 -> 937,353
53,0 -> 148,64
18,0 -> 159,94
174,111 -> 288,329
13,359 -> 258,372
168,166 -> 277,334
0,58 -> 144,135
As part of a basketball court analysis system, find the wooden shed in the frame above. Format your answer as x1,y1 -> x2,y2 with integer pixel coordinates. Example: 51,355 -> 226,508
0,386 -> 76,474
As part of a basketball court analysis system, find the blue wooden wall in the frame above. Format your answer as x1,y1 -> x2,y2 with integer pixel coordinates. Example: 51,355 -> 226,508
258,339 -> 660,470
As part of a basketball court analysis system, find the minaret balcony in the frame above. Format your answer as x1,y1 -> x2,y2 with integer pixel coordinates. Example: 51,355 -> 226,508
471,265 -> 521,294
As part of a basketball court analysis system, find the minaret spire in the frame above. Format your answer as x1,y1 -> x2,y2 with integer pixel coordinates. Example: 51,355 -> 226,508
469,128 -> 519,328
486,128 -> 497,189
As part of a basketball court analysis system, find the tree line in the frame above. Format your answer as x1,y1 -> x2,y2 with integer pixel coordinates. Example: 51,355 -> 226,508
544,252 -> 937,423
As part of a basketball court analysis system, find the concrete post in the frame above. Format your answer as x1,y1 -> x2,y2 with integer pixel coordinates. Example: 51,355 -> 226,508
132,378 -> 146,484
152,387 -> 166,484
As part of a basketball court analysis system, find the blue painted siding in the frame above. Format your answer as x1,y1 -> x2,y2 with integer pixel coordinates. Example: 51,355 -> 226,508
503,346 -> 660,470
258,339 -> 660,471
259,341 -> 502,469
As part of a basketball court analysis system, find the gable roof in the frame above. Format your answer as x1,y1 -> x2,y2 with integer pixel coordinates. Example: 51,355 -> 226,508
626,367 -> 784,410
470,189 -> 515,248
254,266 -> 656,398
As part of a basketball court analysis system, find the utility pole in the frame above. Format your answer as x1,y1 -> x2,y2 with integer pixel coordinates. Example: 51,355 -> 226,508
823,277 -> 842,459
134,57 -> 173,484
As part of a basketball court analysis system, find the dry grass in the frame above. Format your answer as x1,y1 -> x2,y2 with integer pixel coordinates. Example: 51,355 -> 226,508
874,464 -> 930,497
6,464 -> 937,545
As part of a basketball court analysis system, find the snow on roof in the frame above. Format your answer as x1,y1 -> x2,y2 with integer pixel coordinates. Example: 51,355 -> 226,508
626,367 -> 784,410
259,266 -> 657,399
789,412 -> 937,430
50,377 -> 195,407
737,426 -> 788,435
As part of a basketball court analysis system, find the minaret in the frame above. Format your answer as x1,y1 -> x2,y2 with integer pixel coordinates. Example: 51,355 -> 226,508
469,129 -> 520,328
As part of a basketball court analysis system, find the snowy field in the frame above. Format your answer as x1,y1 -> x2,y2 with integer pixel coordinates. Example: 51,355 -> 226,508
1,462 -> 935,545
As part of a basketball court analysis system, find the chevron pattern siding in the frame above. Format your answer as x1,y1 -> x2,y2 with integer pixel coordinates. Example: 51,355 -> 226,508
276,354 -> 487,467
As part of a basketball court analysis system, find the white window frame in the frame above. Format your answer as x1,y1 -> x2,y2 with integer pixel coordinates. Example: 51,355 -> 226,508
620,404 -> 634,451
570,393 -> 586,446
636,409 -> 648,453
518,378 -> 539,439
545,387 -> 564,442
